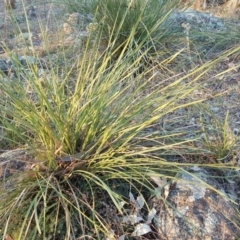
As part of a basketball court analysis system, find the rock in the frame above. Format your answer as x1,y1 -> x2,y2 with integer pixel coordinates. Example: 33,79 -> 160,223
63,22 -> 72,35
18,32 -> 32,41
63,13 -> 94,34
0,55 -> 38,76
210,106 -> 220,112
0,19 -> 4,30
63,13 -> 80,34
0,59 -> 13,75
18,55 -> 36,65
151,167 -> 240,239
0,59 -> 9,74
164,9 -> 228,56
27,6 -> 37,19
167,9 -> 226,32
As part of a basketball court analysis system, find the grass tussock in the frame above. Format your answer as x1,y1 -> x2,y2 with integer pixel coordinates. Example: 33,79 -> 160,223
0,0 -> 240,239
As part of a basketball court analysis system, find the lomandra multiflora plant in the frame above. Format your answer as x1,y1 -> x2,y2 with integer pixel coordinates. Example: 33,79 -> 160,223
0,1 -> 240,239
61,0 -> 182,57
94,0 -> 179,48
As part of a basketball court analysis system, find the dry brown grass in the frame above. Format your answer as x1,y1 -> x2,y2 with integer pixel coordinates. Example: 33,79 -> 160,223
181,0 -> 240,18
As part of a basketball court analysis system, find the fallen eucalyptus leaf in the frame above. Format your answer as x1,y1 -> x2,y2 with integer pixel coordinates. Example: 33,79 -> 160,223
132,223 -> 151,236
136,194 -> 144,210
122,214 -> 144,224
129,192 -> 135,204
119,235 -> 125,240
147,208 -> 157,224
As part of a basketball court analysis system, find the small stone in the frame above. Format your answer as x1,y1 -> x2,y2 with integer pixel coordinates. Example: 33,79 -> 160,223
18,56 -> 36,65
17,32 -> 32,40
27,6 -> 37,19
67,13 -> 80,24
210,107 -> 220,112
0,59 -> 13,75
86,22 -> 98,32
233,128 -> 239,135
63,22 -> 72,34
63,13 -> 80,34
0,59 -> 9,72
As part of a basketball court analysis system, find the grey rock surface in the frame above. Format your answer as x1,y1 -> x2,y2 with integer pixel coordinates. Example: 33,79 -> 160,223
167,9 -> 227,32
151,167 -> 240,239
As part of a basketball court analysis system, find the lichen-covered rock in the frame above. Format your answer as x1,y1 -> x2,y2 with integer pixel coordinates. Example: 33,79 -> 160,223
151,167 -> 240,239
63,12 -> 93,35
167,9 -> 226,32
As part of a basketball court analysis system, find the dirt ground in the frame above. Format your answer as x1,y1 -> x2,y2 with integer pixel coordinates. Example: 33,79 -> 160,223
0,0 -> 65,56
